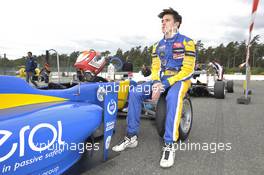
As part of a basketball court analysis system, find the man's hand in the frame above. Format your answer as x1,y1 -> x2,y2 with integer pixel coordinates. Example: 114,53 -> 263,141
151,82 -> 164,101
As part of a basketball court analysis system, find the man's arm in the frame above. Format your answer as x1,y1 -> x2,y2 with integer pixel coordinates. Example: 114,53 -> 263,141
151,43 -> 161,82
162,39 -> 196,89
150,43 -> 163,101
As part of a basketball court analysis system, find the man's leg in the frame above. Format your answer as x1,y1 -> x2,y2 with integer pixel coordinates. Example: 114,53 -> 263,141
160,80 -> 191,168
26,72 -> 30,83
127,81 -> 152,136
112,81 -> 152,152
29,72 -> 38,87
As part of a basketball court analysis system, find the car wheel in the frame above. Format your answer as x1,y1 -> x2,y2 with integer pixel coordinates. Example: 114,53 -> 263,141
214,81 -> 225,99
156,95 -> 193,141
226,80 -> 234,93
179,97 -> 193,140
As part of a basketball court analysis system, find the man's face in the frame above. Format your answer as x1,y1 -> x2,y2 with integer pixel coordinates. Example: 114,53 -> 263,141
28,53 -> 32,57
161,14 -> 178,34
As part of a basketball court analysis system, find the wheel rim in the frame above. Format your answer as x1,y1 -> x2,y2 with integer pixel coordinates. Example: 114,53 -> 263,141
180,99 -> 192,134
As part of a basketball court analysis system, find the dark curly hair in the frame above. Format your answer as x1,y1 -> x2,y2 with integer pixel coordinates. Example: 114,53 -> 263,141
158,8 -> 182,28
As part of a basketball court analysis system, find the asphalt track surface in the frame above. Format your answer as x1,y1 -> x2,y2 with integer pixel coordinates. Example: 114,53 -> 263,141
66,80 -> 264,175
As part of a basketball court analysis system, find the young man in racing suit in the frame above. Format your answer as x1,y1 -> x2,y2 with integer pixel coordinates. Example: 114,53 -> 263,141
112,8 -> 196,168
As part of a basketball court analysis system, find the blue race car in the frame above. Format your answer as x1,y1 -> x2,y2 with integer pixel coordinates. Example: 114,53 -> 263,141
0,76 -> 118,175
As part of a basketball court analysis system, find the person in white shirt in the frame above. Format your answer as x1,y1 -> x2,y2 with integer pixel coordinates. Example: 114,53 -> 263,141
209,60 -> 223,80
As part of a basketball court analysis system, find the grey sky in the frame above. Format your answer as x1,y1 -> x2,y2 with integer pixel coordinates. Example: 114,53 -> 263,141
0,0 -> 263,59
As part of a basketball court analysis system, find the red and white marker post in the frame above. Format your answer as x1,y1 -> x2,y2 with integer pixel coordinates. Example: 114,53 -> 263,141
237,0 -> 260,104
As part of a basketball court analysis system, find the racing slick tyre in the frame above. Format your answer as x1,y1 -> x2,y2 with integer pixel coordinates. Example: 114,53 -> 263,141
214,81 -> 225,99
226,80 -> 234,93
156,94 -> 193,141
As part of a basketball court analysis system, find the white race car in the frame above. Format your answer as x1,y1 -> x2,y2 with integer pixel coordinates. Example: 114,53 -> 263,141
190,64 -> 234,99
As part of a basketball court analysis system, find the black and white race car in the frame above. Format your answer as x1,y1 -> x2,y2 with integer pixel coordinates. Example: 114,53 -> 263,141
190,63 -> 234,99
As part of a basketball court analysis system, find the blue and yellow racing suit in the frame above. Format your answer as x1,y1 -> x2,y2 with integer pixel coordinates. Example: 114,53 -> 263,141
126,33 -> 196,143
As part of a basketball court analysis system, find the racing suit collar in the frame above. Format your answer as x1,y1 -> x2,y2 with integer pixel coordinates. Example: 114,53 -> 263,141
163,32 -> 179,42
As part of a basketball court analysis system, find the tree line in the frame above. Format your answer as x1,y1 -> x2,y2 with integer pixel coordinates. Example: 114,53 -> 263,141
0,35 -> 263,74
